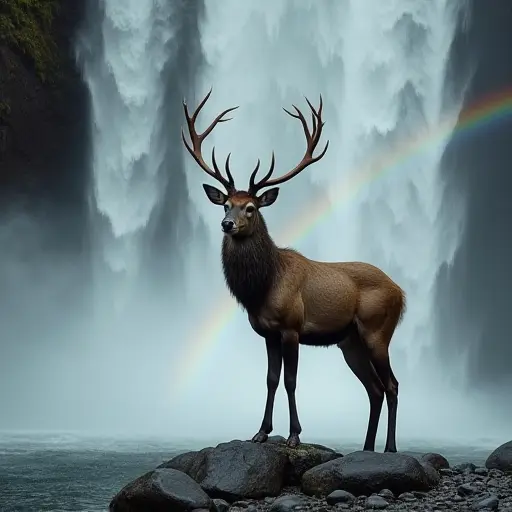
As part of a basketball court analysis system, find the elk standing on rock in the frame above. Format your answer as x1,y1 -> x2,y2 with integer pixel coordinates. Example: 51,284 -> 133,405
182,89 -> 406,452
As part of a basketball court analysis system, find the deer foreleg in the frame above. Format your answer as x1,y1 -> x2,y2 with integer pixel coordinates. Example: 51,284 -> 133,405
251,334 -> 282,444
282,331 -> 302,448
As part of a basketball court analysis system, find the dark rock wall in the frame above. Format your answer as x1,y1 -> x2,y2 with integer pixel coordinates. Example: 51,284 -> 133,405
435,0 -> 512,390
0,0 -> 90,231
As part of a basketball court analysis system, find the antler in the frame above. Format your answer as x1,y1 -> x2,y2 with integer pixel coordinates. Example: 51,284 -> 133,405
182,89 -> 238,193
248,96 -> 329,196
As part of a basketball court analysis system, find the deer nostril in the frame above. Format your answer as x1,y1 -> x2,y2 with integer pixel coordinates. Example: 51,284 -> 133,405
221,220 -> 235,232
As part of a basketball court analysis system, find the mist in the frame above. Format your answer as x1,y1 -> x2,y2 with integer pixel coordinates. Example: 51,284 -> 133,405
0,0 -> 510,449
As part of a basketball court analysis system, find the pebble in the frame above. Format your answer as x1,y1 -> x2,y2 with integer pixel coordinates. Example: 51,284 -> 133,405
377,489 -> 394,500
365,495 -> 389,509
458,483 -> 479,496
269,494 -> 305,512
213,498 -> 230,512
472,494 -> 499,510
397,492 -> 416,501
326,490 -> 356,505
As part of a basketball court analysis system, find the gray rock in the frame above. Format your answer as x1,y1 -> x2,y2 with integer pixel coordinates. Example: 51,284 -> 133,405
269,494 -> 305,512
421,462 -> 441,487
421,453 -> 450,471
398,492 -> 416,501
457,483 -> 479,496
200,441 -> 287,501
109,468 -> 212,512
472,494 -> 499,510
486,441 -> 512,472
325,489 -> 356,505
487,478 -> 501,487
377,489 -> 394,500
213,499 -> 229,512
301,451 -> 432,497
474,467 -> 489,476
365,495 -> 389,509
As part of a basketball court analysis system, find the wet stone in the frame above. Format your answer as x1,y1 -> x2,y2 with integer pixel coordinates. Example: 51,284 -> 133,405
365,495 -> 389,509
398,491 -> 416,501
458,483 -> 480,496
269,494 -> 305,512
472,494 -> 499,510
377,489 -> 394,500
213,498 -> 230,512
326,490 -> 356,505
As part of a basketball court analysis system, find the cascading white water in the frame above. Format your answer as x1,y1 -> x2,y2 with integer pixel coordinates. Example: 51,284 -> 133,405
175,1 -> 483,443
79,0 -> 176,306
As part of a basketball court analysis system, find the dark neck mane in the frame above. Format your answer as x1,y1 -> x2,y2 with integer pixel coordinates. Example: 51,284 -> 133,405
221,215 -> 280,312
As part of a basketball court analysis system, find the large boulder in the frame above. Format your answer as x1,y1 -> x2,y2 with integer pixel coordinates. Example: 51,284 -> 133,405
159,438 -> 342,501
301,451 -> 433,497
199,440 -> 287,501
486,440 -> 512,472
110,468 -> 212,512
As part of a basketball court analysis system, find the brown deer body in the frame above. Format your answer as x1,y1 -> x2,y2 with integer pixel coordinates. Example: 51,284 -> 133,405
182,90 -> 406,452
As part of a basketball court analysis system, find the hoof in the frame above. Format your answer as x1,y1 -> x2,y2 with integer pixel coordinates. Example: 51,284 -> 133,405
251,431 -> 268,443
286,433 -> 301,448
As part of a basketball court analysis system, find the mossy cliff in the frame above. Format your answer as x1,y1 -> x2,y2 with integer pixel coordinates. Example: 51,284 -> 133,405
0,0 -> 89,201
0,0 -> 58,82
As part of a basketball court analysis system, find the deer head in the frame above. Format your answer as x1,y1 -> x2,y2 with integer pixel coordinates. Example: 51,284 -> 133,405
182,89 -> 329,237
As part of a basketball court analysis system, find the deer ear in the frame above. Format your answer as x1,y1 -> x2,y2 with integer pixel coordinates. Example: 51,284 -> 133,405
203,184 -> 228,205
257,187 -> 279,208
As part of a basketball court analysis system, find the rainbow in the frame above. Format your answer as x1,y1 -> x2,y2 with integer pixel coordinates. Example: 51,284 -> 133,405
173,88 -> 512,396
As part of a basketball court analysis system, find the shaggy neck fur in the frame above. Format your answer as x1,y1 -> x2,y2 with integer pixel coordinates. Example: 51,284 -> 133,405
221,214 -> 280,313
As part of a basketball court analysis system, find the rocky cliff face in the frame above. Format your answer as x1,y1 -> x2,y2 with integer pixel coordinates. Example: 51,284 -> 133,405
0,0 -> 89,209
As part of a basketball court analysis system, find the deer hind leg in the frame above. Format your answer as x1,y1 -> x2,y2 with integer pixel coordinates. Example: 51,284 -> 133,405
252,333 -> 282,444
364,332 -> 399,453
338,330 -> 385,452
356,290 -> 403,452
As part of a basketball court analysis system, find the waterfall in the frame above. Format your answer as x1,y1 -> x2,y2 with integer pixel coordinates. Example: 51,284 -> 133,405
174,1 -> 482,443
77,0 -> 182,311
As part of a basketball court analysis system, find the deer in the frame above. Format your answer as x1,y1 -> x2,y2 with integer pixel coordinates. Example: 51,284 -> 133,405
181,89 -> 406,452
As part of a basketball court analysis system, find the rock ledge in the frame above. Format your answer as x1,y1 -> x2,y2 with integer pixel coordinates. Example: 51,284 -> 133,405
109,438 -> 512,512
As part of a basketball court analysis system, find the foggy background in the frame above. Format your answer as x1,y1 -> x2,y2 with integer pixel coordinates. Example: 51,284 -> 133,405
0,0 -> 510,448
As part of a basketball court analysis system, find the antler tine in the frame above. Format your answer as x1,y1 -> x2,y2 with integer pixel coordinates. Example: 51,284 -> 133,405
224,153 -> 235,187
248,152 -> 275,194
182,89 -> 238,192
248,96 -> 329,195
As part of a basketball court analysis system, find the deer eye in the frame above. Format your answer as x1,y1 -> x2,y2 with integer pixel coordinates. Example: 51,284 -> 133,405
245,205 -> 256,215
224,204 -> 230,213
